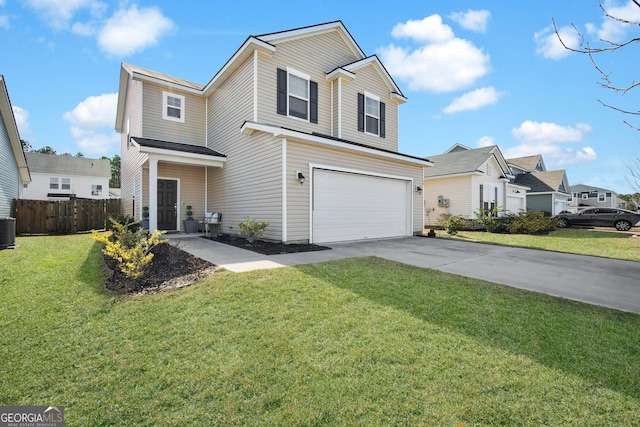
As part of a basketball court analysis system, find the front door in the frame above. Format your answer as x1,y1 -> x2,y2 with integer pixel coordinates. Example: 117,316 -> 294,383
157,179 -> 177,230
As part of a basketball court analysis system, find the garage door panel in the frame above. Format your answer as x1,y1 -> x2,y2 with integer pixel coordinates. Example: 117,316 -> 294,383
312,169 -> 410,243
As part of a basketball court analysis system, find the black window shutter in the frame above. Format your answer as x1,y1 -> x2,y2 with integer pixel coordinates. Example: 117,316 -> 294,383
479,184 -> 484,208
277,68 -> 287,116
357,93 -> 364,132
379,102 -> 386,138
310,81 -> 318,124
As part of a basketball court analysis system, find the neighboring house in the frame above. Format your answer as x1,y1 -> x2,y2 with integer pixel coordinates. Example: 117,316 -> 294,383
22,153 -> 111,200
423,144 -> 528,223
0,75 -> 30,217
115,21 -> 432,243
508,155 -> 571,215
568,184 -> 623,211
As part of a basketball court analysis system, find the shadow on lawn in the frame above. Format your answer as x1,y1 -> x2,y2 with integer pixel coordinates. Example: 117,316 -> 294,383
298,257 -> 640,400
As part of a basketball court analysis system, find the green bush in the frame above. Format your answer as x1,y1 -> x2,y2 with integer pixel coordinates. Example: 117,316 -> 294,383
474,208 -> 512,233
237,217 -> 269,243
507,209 -> 556,234
440,214 -> 463,235
109,214 -> 142,233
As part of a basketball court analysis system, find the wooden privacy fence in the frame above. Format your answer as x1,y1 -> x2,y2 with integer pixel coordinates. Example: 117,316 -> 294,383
13,199 -> 121,235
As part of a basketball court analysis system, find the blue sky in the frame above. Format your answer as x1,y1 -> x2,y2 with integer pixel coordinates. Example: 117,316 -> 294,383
2,0 -> 639,193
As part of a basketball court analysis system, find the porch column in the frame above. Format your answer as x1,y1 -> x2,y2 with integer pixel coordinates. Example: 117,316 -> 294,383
149,157 -> 158,232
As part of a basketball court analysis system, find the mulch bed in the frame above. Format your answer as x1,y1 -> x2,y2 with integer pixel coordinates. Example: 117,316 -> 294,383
103,243 -> 218,294
203,234 -> 331,255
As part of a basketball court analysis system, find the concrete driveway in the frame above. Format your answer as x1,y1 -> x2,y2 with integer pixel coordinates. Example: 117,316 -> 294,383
172,235 -> 640,314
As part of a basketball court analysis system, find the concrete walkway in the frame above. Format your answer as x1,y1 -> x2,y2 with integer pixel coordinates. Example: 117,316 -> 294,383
169,235 -> 640,314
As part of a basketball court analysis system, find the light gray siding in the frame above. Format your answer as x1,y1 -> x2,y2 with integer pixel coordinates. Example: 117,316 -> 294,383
142,82 -> 206,146
208,56 -> 284,241
286,138 -> 423,242
0,118 -> 19,217
256,31 -> 358,136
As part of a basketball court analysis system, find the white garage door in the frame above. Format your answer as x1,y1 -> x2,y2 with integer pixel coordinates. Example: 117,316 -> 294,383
312,169 -> 411,244
507,195 -> 524,213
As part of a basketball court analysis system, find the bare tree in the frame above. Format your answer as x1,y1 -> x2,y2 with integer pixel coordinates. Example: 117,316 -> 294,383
553,0 -> 640,130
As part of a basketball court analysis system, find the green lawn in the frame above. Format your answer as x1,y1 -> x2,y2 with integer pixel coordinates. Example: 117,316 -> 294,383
438,228 -> 640,262
1,235 -> 639,426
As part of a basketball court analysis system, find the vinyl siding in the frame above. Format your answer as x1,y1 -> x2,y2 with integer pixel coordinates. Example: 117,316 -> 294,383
286,139 -> 423,242
338,64 -> 399,151
527,194 -> 552,214
208,56 -> 283,241
0,117 -> 19,217
120,77 -> 147,217
424,176 -> 473,220
256,31 -> 358,137
142,82 -> 206,146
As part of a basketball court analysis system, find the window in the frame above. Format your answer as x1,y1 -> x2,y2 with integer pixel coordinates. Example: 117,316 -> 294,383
91,185 -> 103,196
50,177 -> 59,190
582,193 -> 589,200
598,193 -> 606,202
357,93 -> 386,137
162,91 -> 185,123
62,178 -> 71,190
277,68 -> 318,123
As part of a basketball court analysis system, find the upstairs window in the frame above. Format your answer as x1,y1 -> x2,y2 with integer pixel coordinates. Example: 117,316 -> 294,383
358,92 -> 385,138
61,178 -> 71,190
163,91 -> 185,123
50,177 -> 59,190
598,193 -> 606,202
92,185 -> 103,197
277,68 -> 318,123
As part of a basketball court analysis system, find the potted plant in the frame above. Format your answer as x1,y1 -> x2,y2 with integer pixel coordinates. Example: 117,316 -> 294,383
141,206 -> 149,229
183,205 -> 198,234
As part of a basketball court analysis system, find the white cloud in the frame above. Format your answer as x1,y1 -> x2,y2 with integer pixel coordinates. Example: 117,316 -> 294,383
97,4 -> 175,57
442,86 -> 504,114
22,0 -> 106,30
504,120 -> 596,166
476,136 -> 495,148
391,15 -> 455,43
12,105 -> 31,135
63,93 -> 119,155
0,0 -> 6,6
587,0 -> 640,42
534,25 -> 580,60
379,14 -> 490,93
449,9 -> 491,33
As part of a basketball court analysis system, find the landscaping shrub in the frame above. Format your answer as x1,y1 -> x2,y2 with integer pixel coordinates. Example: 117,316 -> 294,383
507,209 -> 556,234
474,208 -> 512,233
92,219 -> 167,279
109,214 -> 142,233
440,214 -> 463,235
237,217 -> 269,243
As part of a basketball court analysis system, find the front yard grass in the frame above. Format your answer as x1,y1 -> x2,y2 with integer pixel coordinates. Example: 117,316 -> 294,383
1,235 -> 639,426
439,228 -> 640,262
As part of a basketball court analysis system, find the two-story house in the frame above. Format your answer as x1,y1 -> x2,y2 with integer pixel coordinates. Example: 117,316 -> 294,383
115,21 -> 432,243
508,155 -> 571,215
22,153 -> 111,200
0,75 -> 31,218
422,144 -> 528,223
567,184 -> 624,211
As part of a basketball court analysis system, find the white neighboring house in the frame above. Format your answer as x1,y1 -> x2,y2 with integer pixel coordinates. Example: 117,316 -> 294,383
567,184 -> 625,212
0,75 -> 31,217
23,153 -> 111,200
423,144 -> 528,224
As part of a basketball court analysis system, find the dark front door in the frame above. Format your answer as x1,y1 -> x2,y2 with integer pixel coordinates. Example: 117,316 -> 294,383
157,179 -> 177,230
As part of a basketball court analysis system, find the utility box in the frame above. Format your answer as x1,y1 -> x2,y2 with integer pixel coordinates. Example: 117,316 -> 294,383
0,217 -> 16,250
437,195 -> 444,207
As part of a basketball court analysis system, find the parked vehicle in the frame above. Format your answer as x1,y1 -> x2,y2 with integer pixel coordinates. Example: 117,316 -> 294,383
555,208 -> 640,231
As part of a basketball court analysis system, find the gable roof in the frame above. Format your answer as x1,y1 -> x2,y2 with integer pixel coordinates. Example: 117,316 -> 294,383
513,170 -> 569,194
570,184 -> 617,195
423,145 -> 511,178
329,55 -> 406,100
25,153 -> 111,178
507,154 -> 546,172
0,75 -> 30,183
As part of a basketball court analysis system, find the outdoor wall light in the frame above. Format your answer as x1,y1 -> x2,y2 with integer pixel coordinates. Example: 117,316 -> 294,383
296,171 -> 305,185
415,185 -> 423,194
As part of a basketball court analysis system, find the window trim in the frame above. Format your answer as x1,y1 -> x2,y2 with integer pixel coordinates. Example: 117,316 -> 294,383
286,67 -> 311,122
61,178 -> 71,191
364,92 -> 380,136
582,193 -> 589,200
162,91 -> 185,123
91,184 -> 103,197
50,177 -> 59,190
598,193 -> 606,202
